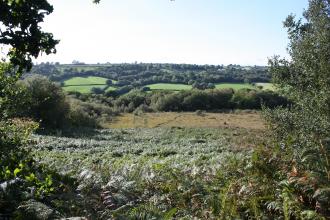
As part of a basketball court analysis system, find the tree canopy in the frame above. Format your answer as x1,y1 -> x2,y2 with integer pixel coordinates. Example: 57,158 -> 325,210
0,0 -> 58,72
267,1 -> 330,214
269,0 -> 330,144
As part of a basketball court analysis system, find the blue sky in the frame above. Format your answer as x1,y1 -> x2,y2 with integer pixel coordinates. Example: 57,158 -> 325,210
36,0 -> 309,65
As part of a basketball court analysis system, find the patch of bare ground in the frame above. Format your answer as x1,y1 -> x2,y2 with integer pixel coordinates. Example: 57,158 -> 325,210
105,111 -> 265,130
103,112 -> 269,149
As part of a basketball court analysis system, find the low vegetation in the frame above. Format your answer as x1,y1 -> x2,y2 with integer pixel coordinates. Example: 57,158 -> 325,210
106,112 -> 265,130
30,126 -> 267,219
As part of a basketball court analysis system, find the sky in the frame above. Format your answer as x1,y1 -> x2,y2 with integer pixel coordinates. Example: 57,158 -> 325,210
36,0 -> 309,66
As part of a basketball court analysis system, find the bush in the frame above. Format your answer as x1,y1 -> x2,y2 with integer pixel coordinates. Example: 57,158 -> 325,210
19,75 -> 70,129
262,0 -> 330,217
91,87 -> 104,94
67,98 -> 114,128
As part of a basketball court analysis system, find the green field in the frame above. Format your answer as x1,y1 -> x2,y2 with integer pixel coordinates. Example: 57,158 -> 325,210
146,83 -> 273,91
62,77 -> 274,94
63,85 -> 107,93
63,76 -> 109,86
215,83 -> 255,90
105,86 -> 117,92
145,83 -> 193,90
62,76 -> 118,93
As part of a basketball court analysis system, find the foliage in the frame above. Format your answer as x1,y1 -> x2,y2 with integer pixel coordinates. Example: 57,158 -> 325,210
265,0 -> 330,217
0,0 -> 92,218
67,97 -> 114,128
0,118 -> 76,219
0,0 -> 58,72
71,88 -> 288,115
17,75 -> 70,129
0,63 -> 25,118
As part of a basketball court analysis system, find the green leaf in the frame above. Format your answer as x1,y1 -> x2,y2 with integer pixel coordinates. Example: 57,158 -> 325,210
164,208 -> 177,220
25,173 -> 36,182
14,168 -> 21,176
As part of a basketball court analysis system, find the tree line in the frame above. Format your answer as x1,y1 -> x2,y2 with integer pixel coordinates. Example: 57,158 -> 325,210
72,87 -> 288,114
29,63 -> 271,88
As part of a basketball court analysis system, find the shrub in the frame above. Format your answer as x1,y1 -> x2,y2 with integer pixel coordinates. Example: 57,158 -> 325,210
18,75 -> 70,129
91,87 -> 104,94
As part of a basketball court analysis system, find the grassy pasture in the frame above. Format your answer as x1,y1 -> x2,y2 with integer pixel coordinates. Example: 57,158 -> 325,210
61,76 -> 274,94
62,76 -> 117,93
215,83 -> 255,90
145,83 -> 192,91
105,86 -> 117,92
146,83 -> 273,91
63,76 -> 109,86
62,85 -> 107,93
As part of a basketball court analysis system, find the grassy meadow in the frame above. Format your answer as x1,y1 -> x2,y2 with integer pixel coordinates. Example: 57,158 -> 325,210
62,76 -> 116,93
63,76 -> 109,86
61,76 -> 274,94
214,83 -> 255,90
62,85 -> 108,93
145,83 -> 193,91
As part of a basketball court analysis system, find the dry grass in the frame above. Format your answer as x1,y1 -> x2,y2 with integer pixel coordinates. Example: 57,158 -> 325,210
105,112 -> 265,130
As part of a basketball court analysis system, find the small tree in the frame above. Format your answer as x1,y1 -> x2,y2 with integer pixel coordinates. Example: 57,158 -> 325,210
91,87 -> 105,94
106,79 -> 113,85
268,0 -> 330,147
266,0 -> 330,215
20,75 -> 70,129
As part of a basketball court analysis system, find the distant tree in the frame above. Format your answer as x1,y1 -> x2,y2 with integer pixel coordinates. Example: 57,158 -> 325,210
188,80 -> 195,85
243,78 -> 251,84
91,87 -> 105,94
207,83 -> 215,89
192,82 -> 209,90
142,87 -> 151,92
